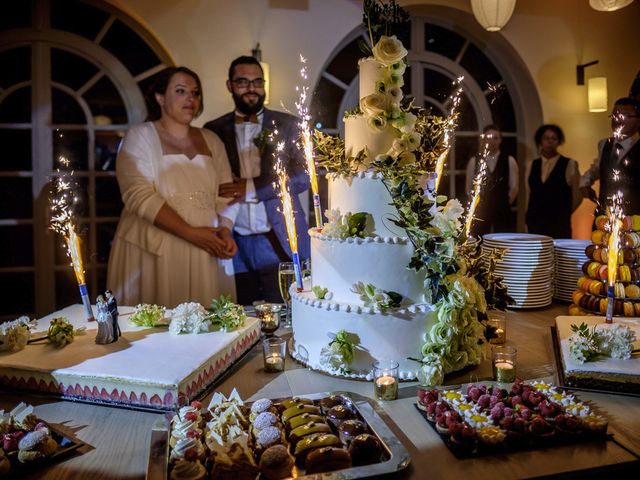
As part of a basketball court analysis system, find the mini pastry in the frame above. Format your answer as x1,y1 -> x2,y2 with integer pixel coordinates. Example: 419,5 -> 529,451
554,413 -> 583,437
338,419 -> 368,444
276,397 -> 313,413
319,395 -> 347,413
0,449 -> 10,476
284,413 -> 326,433
17,429 -> 60,463
348,433 -> 383,466
250,398 -> 277,421
305,446 -> 353,473
252,411 -> 279,433
259,444 -> 294,480
293,432 -> 341,467
582,414 -> 608,436
529,416 -> 555,441
448,423 -> 478,455
288,422 -> 332,447
281,404 -> 321,424
170,458 -> 207,480
476,426 -> 506,448
255,426 -> 283,450
326,405 -> 355,427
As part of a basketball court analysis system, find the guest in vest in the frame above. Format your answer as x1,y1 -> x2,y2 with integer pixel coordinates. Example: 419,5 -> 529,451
580,97 -> 640,214
525,124 -> 581,238
204,56 -> 310,305
465,124 -> 519,237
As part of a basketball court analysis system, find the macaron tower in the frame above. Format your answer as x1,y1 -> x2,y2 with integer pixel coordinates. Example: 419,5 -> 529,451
571,214 -> 640,317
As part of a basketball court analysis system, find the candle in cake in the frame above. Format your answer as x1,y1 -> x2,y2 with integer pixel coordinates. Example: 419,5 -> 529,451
50,155 -> 95,322
275,153 -> 304,292
605,192 -> 623,324
372,360 -> 399,401
295,55 -> 323,230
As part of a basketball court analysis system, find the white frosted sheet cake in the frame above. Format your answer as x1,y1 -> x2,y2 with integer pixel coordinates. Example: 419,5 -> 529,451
555,315 -> 640,394
0,305 -> 260,409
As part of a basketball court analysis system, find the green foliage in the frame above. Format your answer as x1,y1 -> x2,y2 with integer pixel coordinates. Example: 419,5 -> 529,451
312,285 -> 329,299
208,294 -> 246,332
130,304 -> 166,327
363,0 -> 410,45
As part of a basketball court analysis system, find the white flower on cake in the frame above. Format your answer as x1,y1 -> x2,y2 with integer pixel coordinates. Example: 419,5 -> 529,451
360,93 -> 388,117
351,281 -> 402,311
390,137 -> 409,156
568,322 -> 637,363
383,68 -> 404,88
387,86 -> 403,106
367,114 -> 388,132
168,302 -> 210,335
390,111 -> 416,133
0,316 -> 34,352
372,35 -> 408,66
322,209 -> 372,239
429,199 -> 464,238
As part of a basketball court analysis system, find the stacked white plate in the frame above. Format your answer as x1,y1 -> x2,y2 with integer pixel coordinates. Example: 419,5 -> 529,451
553,239 -> 591,302
482,233 -> 555,309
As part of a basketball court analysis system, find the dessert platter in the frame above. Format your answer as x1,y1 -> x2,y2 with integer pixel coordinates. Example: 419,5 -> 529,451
552,315 -> 640,396
0,402 -> 85,478
572,214 -> 640,317
0,304 -> 260,411
415,379 -> 611,458
147,390 -> 410,480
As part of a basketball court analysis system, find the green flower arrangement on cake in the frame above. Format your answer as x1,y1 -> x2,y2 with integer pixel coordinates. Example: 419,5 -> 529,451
312,0 -> 512,385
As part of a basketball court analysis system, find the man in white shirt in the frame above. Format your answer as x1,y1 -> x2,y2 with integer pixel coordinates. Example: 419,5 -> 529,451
465,124 -> 519,236
580,97 -> 640,214
205,56 -> 310,304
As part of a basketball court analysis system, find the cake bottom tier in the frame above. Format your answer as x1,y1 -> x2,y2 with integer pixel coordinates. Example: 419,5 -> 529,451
290,290 -> 434,380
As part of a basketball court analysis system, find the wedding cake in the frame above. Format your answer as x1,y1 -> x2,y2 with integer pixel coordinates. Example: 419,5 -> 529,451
290,35 -> 434,380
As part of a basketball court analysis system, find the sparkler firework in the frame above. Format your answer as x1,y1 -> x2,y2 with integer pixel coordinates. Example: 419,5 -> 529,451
434,76 -> 463,192
464,135 -> 489,239
295,55 -> 323,230
605,192 -> 623,324
50,156 -> 95,321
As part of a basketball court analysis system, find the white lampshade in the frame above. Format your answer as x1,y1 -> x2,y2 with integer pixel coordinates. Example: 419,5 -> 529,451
589,0 -> 634,12
588,77 -> 608,112
470,0 -> 517,32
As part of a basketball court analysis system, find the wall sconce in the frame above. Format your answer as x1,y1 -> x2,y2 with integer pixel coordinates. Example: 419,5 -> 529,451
589,0 -> 634,11
588,77 -> 608,112
252,43 -> 270,105
470,0 -> 517,32
577,61 -> 607,113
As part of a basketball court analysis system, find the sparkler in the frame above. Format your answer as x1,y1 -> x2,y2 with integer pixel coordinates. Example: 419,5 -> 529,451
605,191 -> 623,324
464,135 -> 489,239
295,55 -> 323,230
275,145 -> 304,292
50,156 -> 95,322
434,76 -> 464,192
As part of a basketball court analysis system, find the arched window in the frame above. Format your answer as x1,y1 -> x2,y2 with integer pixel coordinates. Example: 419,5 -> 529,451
0,0 -> 172,319
310,7 -> 541,226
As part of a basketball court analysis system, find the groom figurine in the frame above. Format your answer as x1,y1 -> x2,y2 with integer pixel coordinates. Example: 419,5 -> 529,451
204,56 -> 310,305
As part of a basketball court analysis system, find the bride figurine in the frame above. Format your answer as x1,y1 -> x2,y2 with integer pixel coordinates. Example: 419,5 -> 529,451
95,295 -> 114,344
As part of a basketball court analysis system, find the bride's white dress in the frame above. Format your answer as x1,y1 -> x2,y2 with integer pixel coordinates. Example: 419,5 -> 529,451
107,122 -> 236,308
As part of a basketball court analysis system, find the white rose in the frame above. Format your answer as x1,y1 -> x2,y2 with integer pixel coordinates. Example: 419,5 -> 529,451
390,137 -> 409,155
405,132 -> 421,151
391,111 -> 417,133
391,61 -> 407,75
383,69 -> 405,88
372,35 -> 408,66
387,86 -> 403,105
367,114 -> 388,132
359,93 -> 387,117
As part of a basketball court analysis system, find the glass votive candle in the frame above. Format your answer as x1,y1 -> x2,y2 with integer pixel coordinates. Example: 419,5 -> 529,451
487,310 -> 507,344
492,346 -> 516,383
372,360 -> 399,401
255,303 -> 282,336
263,337 -> 286,373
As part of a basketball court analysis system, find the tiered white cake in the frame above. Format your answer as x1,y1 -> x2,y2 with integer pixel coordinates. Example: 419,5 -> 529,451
291,45 -> 433,380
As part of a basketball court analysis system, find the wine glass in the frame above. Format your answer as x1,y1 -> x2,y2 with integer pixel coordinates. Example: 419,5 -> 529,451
278,261 -> 296,328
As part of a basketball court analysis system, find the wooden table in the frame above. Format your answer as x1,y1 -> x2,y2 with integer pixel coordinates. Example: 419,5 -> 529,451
2,304 -> 639,479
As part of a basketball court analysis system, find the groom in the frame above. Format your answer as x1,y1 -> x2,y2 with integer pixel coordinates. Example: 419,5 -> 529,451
204,56 -> 310,305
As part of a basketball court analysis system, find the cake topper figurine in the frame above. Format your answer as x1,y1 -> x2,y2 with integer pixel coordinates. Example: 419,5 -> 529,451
95,295 -> 114,344
105,290 -> 121,341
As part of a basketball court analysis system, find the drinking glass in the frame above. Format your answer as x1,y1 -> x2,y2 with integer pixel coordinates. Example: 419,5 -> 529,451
278,261 -> 295,328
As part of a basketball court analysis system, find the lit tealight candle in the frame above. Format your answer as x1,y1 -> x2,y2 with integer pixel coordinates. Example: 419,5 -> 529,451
374,375 -> 398,401
493,361 -> 515,383
264,354 -> 285,373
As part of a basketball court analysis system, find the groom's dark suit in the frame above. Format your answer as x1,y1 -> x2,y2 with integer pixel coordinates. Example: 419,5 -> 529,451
204,109 -> 310,303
